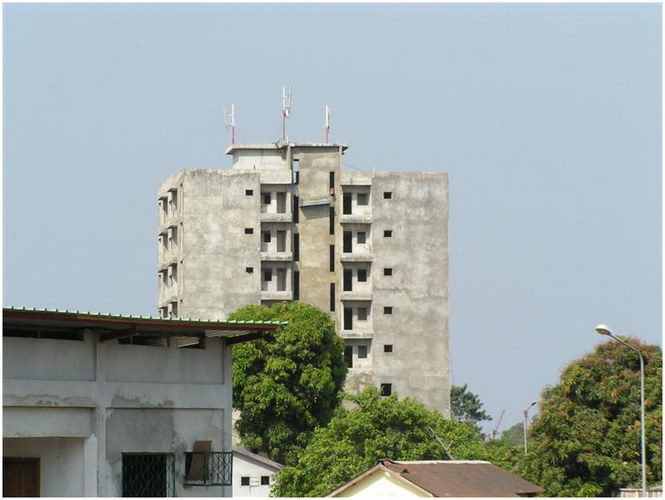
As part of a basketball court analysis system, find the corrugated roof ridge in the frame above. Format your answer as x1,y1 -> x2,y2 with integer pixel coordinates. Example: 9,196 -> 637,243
391,460 -> 491,465
3,306 -> 287,325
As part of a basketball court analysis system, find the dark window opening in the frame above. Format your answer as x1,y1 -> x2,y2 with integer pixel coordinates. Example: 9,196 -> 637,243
343,231 -> 352,253
343,193 -> 352,214
358,345 -> 368,358
262,231 -> 271,243
329,245 -> 335,272
329,206 -> 335,234
293,271 -> 300,301
330,283 -> 336,312
122,453 -> 174,497
263,193 -> 271,205
384,344 -> 393,353
246,267 -> 253,274
241,477 -> 250,486
329,171 -> 335,189
384,268 -> 393,276
264,270 -> 272,282
261,476 -> 270,486
293,196 -> 300,223
384,230 -> 393,238
344,346 -> 353,368
245,189 -> 254,196
357,269 -> 367,282
357,193 -> 369,205
384,306 -> 393,314
343,308 -> 353,330
380,383 -> 392,396
293,233 -> 299,261
384,191 -> 392,199
343,269 -> 353,291
245,228 -> 253,234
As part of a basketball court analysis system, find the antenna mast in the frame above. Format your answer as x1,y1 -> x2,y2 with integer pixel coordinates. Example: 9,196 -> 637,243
224,104 -> 236,144
282,86 -> 292,142
325,105 -> 330,144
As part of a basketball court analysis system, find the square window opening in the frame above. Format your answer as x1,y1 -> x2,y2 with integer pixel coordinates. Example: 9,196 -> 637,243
384,191 -> 392,199
357,307 -> 368,321
384,268 -> 393,276
357,193 -> 369,205
380,383 -> 392,396
384,344 -> 393,353
241,476 -> 250,486
261,476 -> 270,486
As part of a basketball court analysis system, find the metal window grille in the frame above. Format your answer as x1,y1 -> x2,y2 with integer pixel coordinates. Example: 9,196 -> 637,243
184,451 -> 233,486
122,453 -> 175,497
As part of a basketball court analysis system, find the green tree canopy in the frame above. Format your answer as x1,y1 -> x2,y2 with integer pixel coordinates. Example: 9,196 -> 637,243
230,302 -> 347,465
499,421 -> 525,448
273,386 -> 496,497
520,337 -> 662,497
450,384 -> 492,428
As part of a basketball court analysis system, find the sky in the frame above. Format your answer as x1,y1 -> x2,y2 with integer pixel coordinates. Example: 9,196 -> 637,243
3,3 -> 662,434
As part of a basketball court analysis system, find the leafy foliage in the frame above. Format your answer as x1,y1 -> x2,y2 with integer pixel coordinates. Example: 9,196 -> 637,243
500,421 -> 526,448
450,384 -> 492,428
231,302 -> 347,465
272,386 -> 496,497
519,338 -> 662,497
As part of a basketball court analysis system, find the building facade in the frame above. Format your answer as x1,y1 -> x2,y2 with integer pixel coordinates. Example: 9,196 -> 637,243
157,142 -> 450,415
232,446 -> 283,497
3,307 -> 281,497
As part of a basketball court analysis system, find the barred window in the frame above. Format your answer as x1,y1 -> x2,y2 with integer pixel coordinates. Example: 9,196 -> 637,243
184,451 -> 233,486
122,453 -> 175,497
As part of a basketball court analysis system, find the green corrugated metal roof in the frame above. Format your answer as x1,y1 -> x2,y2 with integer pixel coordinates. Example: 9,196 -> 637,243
3,306 -> 288,326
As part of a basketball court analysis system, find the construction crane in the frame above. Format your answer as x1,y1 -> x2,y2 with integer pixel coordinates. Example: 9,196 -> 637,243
490,410 -> 505,440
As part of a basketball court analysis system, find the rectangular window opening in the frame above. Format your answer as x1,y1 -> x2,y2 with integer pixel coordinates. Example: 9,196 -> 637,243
330,283 -> 336,312
384,230 -> 393,238
358,345 -> 368,358
241,477 -> 250,486
329,171 -> 335,189
357,269 -> 368,282
276,192 -> 287,213
293,233 -> 300,261
246,267 -> 254,274
245,228 -> 254,234
276,269 -> 287,291
293,271 -> 300,301
261,476 -> 270,486
384,191 -> 392,199
293,196 -> 300,223
380,383 -> 392,396
357,193 -> 369,206
122,453 -> 175,497
384,344 -> 393,353
263,193 -> 271,205
384,268 -> 393,276
329,206 -> 335,234
357,307 -> 368,321
245,189 -> 254,196
343,231 -> 352,253
344,346 -> 353,368
329,245 -> 335,272
343,308 -> 353,330
357,231 -> 367,244
343,269 -> 353,292
343,193 -> 352,215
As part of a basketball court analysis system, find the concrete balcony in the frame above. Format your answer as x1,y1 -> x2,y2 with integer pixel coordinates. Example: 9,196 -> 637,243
339,330 -> 374,340
340,291 -> 373,302
260,290 -> 293,301
260,213 -> 292,223
340,214 -> 373,224
260,252 -> 293,262
340,253 -> 373,263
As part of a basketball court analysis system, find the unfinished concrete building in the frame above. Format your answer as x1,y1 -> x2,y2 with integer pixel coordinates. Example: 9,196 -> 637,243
157,142 -> 450,415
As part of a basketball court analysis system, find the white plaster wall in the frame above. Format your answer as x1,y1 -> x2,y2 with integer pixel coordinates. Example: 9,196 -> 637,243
3,437 -> 86,497
333,470 -> 425,498
232,453 -> 280,498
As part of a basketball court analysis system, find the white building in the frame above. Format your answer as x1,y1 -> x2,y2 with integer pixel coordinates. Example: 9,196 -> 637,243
232,446 -> 283,497
157,141 -> 450,415
2,307 -> 282,497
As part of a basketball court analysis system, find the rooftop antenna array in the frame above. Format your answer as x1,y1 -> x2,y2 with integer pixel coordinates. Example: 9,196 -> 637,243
325,105 -> 331,144
282,86 -> 292,142
224,104 -> 236,144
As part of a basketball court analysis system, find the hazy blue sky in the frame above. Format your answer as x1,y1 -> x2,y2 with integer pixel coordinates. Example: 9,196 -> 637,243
3,3 -> 661,433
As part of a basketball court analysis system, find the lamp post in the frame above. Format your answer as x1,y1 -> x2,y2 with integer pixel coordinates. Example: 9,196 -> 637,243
523,400 -> 537,454
595,324 -> 646,496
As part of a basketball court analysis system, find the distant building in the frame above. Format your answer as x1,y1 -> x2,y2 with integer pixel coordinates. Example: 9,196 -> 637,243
157,142 -> 450,415
2,307 -> 282,497
232,446 -> 283,497
328,459 -> 545,497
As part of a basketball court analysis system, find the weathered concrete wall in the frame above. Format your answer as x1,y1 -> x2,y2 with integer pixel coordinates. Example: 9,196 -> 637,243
370,172 -> 450,416
297,148 -> 341,313
3,437 -> 87,497
3,333 -> 234,497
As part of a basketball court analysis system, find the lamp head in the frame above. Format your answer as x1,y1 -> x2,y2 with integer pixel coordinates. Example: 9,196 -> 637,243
595,324 -> 612,336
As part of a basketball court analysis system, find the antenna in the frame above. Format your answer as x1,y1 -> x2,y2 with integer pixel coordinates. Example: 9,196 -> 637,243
224,104 -> 236,144
325,105 -> 330,144
282,86 -> 292,142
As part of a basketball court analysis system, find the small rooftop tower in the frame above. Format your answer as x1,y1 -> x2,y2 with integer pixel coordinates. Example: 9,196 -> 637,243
282,86 -> 292,142
224,104 -> 236,144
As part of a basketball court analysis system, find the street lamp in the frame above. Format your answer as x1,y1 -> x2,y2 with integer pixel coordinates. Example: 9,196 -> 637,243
523,400 -> 537,454
595,324 -> 646,496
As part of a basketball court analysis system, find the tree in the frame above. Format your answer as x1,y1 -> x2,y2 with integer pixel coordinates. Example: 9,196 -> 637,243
273,386 -> 495,497
450,384 -> 492,428
230,302 -> 347,465
519,338 -> 662,497
499,421 -> 525,448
